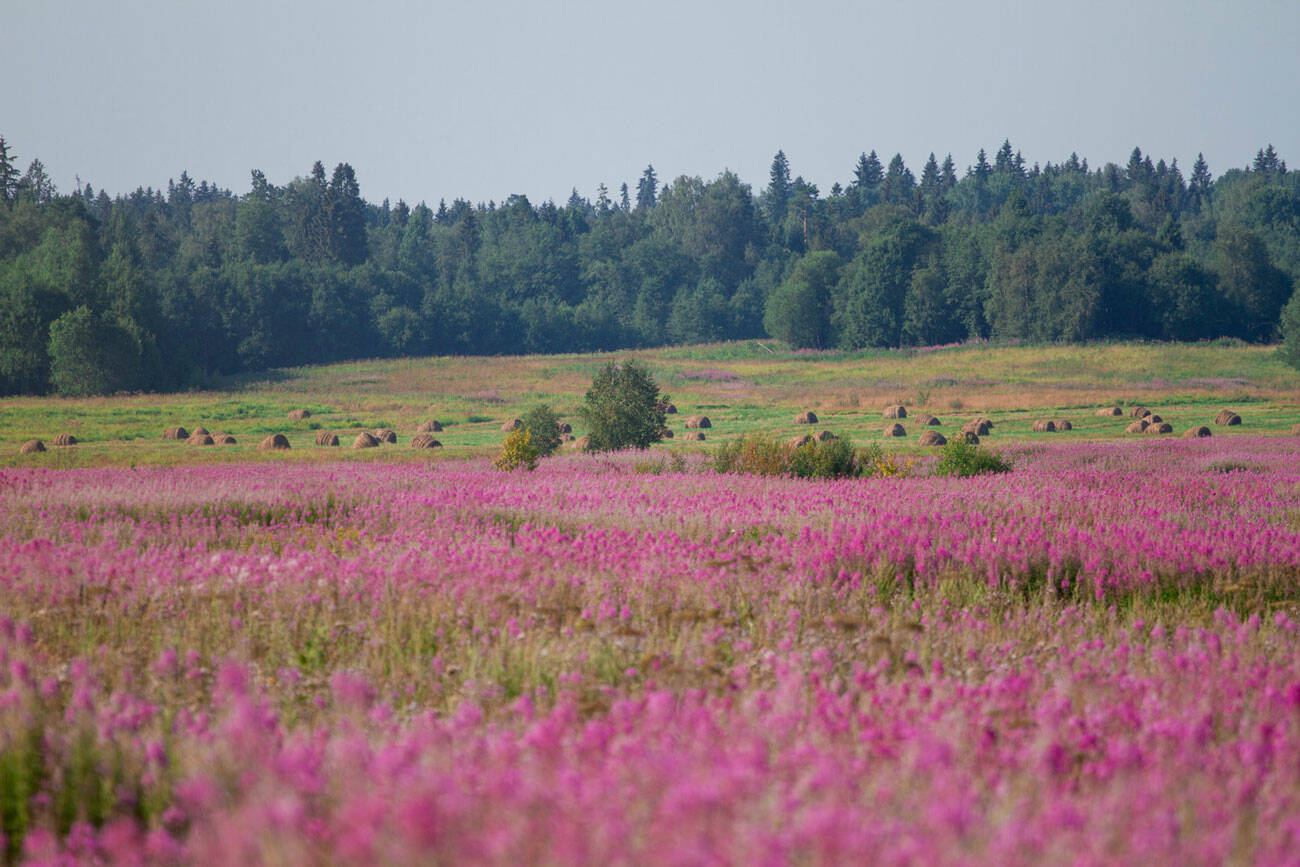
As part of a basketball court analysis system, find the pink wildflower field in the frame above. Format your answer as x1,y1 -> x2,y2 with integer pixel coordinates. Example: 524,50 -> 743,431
2,437 -> 1300,864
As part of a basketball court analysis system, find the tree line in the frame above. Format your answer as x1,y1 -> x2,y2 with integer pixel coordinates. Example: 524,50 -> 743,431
1,133 -> 1298,396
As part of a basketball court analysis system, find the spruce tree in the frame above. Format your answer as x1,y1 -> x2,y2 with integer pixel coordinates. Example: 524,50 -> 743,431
636,165 -> 658,210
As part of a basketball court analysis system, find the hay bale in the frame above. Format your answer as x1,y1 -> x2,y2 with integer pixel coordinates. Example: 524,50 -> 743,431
213,434 -> 237,445
1144,422 -> 1173,435
18,439 -> 45,454
883,423 -> 906,437
1146,414 -> 1163,424
682,431 -> 706,441
162,426 -> 189,440
788,434 -> 814,448
1096,407 -> 1123,417
1031,420 -> 1057,433
1130,406 -> 1151,419
1126,419 -> 1150,434
660,402 -> 677,415
658,428 -> 674,440
559,422 -> 572,434
1214,409 -> 1241,426
918,430 -> 947,447
1053,420 -> 1073,431
960,431 -> 980,444
500,418 -> 523,432
192,426 -> 210,436
572,435 -> 592,450
962,420 -> 992,436
371,428 -> 397,444
974,417 -> 994,428
410,434 -> 442,449
1183,426 -> 1212,439
793,411 -> 818,425
685,415 -> 711,429
352,432 -> 379,449
287,409 -> 311,421
914,413 -> 941,426
1292,423 -> 1300,436
814,430 -> 837,442
315,432 -> 340,447
186,434 -> 214,446
883,405 -> 907,419
258,434 -> 290,450
561,433 -> 575,442
52,433 -> 77,446
416,420 -> 443,433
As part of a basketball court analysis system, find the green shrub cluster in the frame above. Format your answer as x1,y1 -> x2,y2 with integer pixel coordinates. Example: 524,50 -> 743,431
494,427 -> 539,472
932,438 -> 1013,477
714,434 -> 862,480
521,403 -> 562,457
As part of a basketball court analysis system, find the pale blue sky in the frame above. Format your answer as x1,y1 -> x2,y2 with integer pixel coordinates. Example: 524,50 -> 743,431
5,0 -> 1298,205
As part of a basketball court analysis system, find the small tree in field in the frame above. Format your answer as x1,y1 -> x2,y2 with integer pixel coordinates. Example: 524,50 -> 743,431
521,403 -> 562,457
578,360 -> 667,451
495,427 -> 539,472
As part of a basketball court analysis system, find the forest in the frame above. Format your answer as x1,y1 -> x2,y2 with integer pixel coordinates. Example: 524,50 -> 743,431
1,134 -> 1298,396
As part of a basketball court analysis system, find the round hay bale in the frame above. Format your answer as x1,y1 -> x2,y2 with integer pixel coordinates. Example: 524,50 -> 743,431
52,433 -> 77,446
572,435 -> 592,450
1292,423 -> 1300,436
500,418 -> 524,432
1146,414 -> 1163,424
1214,409 -> 1241,426
1130,406 -> 1151,419
962,420 -> 992,436
416,420 -> 444,433
287,409 -> 311,421
661,402 -> 678,415
1053,420 -> 1073,431
559,422 -> 572,434
1183,426 -> 1212,439
685,415 -> 711,429
1031,420 -> 1057,433
918,430 -> 947,447
913,413 -> 941,426
975,417 -> 994,428
813,430 -> 837,442
371,428 -> 397,444
315,432 -> 340,447
793,411 -> 818,425
788,434 -> 814,448
960,431 -> 980,444
882,405 -> 907,419
352,432 -> 379,449
883,423 -> 906,437
191,426 -> 210,436
258,434 -> 290,450
213,434 -> 237,445
1126,419 -> 1150,434
658,428 -> 674,440
1144,422 -> 1173,435
682,431 -> 706,441
18,439 -> 45,454
1096,407 -> 1123,417
410,434 -> 442,449
162,426 -> 189,440
186,433 -> 214,446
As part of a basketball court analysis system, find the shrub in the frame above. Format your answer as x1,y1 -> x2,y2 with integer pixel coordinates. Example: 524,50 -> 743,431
495,427 -> 539,472
577,360 -> 667,452
713,436 -> 792,476
932,439 -> 1013,478
714,434 -> 862,480
521,404 -> 562,457
790,437 -> 860,479
858,442 -> 915,479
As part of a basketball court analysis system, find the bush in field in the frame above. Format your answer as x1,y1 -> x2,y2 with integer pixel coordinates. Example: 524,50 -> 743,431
577,360 -> 667,452
495,427 -> 539,472
715,434 -> 862,479
521,403 -> 562,457
932,438 -> 1012,477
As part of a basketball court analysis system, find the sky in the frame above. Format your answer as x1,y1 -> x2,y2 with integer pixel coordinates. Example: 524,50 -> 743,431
4,0 -> 1299,207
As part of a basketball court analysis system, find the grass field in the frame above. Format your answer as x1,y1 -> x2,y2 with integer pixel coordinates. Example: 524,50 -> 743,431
2,339 -> 1297,467
3,340 -> 1300,862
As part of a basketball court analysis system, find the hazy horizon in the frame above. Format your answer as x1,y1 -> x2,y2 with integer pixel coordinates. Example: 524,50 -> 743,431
5,0 -> 1298,205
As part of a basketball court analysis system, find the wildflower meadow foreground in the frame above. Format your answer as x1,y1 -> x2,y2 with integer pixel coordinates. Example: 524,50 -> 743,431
2,438 -> 1300,864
